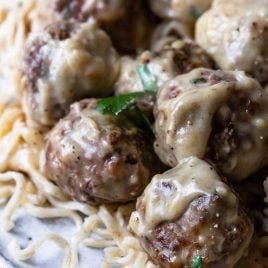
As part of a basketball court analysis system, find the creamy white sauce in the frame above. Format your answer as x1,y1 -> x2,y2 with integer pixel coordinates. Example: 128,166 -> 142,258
129,156 -> 236,237
155,68 -> 268,180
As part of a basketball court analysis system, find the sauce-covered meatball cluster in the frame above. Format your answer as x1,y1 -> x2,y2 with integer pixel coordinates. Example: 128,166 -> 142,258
23,21 -> 119,128
154,68 -> 268,180
45,99 -> 164,204
129,157 -> 253,268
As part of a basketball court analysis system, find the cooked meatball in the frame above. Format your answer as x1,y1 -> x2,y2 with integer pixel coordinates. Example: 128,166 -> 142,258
154,68 -> 268,180
196,0 -> 268,84
149,0 -> 213,25
129,157 -> 253,268
44,99 -> 164,204
114,41 -> 213,119
23,21 -> 119,128
54,0 -> 156,53
115,40 -> 214,96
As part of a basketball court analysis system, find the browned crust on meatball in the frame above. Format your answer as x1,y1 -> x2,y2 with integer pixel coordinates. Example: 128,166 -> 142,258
141,194 -> 253,268
45,99 -> 165,204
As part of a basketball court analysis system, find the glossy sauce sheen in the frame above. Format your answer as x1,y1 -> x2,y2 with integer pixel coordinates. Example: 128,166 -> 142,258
154,68 -> 268,180
130,157 -> 237,235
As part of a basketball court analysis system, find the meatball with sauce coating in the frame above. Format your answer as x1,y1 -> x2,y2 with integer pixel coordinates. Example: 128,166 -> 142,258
45,99 -> 164,204
23,21 -> 119,128
114,40 -> 214,119
115,40 -> 214,96
54,0 -> 156,53
154,68 -> 268,180
196,0 -> 268,84
129,157 -> 253,268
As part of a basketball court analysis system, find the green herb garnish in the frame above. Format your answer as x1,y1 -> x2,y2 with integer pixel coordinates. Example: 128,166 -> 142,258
191,256 -> 204,268
190,6 -> 203,20
190,77 -> 207,85
96,92 -> 145,115
137,64 -> 158,93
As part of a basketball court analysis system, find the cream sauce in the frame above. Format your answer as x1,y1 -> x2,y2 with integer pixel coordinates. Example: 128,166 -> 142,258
129,156 -> 236,237
196,0 -> 268,82
155,68 -> 268,180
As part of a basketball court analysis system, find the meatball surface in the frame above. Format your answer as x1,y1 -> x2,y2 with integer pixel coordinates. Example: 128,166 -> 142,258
196,0 -> 268,84
149,0 -> 213,25
129,157 -> 253,268
23,21 -> 119,128
54,0 -> 156,53
45,99 -> 163,204
154,68 -> 268,180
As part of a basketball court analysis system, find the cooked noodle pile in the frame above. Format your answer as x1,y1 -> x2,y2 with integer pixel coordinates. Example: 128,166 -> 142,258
0,1 -> 267,268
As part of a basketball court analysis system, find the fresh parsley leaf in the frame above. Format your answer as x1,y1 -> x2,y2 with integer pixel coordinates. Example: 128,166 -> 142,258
137,64 -> 158,93
191,256 -> 204,268
190,77 -> 207,85
190,6 -> 203,19
96,92 -> 145,116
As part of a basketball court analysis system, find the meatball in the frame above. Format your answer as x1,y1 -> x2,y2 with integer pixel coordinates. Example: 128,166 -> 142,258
154,68 -> 268,180
129,157 -> 253,268
23,21 -> 119,128
114,41 -> 213,119
196,0 -> 268,84
44,99 -> 164,204
54,0 -> 156,53
115,40 -> 214,96
149,0 -> 213,25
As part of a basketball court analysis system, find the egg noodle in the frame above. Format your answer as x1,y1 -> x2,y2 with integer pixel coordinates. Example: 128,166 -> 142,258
0,1 -> 267,268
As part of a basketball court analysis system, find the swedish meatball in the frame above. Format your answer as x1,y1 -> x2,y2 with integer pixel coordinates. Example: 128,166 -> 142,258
23,21 -> 119,128
196,0 -> 268,84
54,0 -> 156,53
114,41 -> 213,119
129,157 -> 253,268
44,99 -> 164,204
154,68 -> 268,180
115,40 -> 214,96
149,0 -> 213,25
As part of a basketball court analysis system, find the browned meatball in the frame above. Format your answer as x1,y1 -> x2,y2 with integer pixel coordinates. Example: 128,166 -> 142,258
54,0 -> 156,53
23,21 -> 119,128
129,157 -> 254,268
154,68 -> 268,180
115,41 -> 214,95
44,99 -> 164,204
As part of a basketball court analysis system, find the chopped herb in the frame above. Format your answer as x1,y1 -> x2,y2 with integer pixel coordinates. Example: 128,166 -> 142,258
96,92 -> 145,115
190,6 -> 203,20
191,256 -> 204,268
190,77 -> 207,85
137,64 -> 158,93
